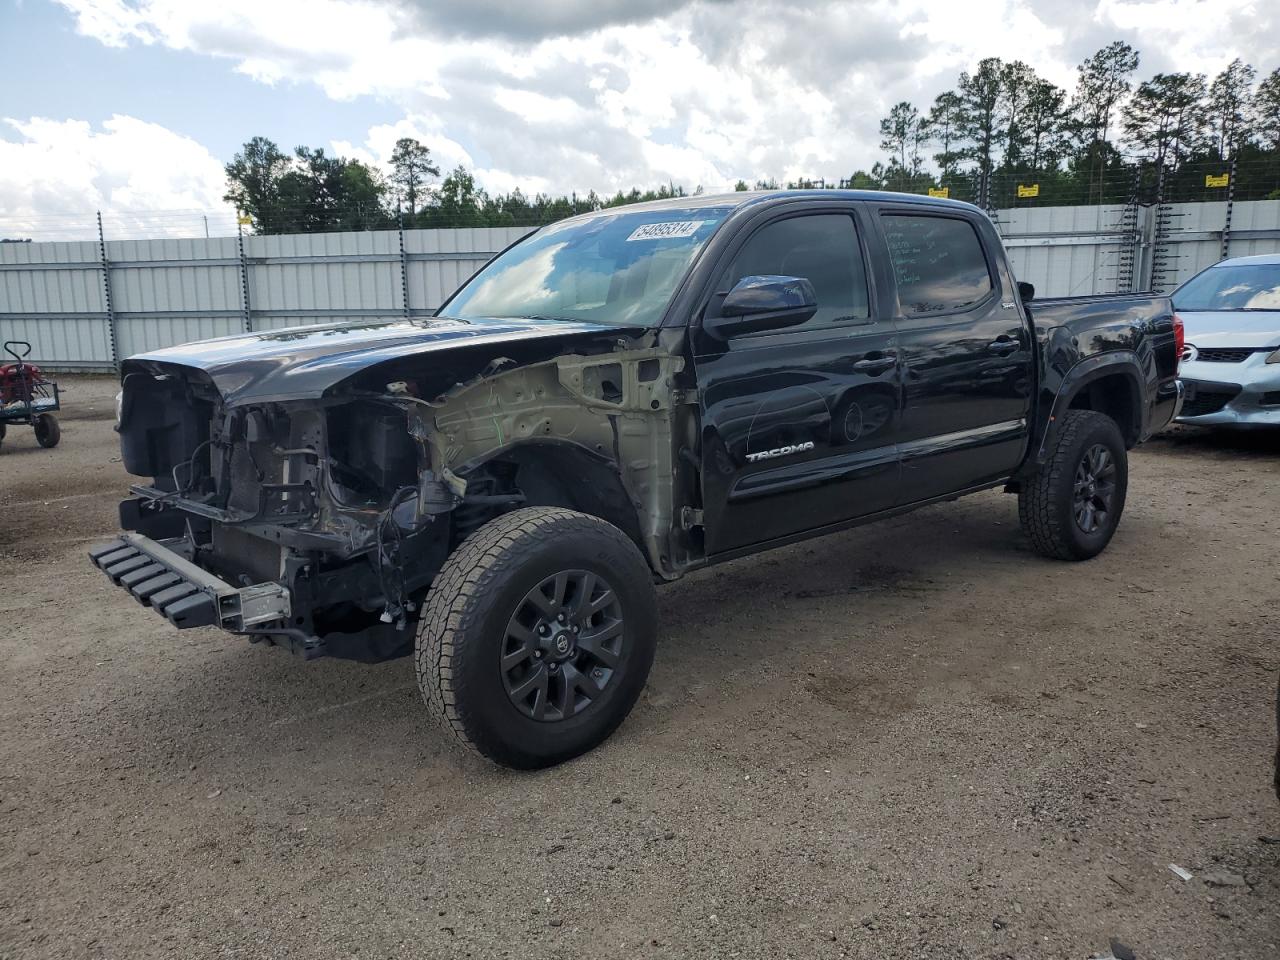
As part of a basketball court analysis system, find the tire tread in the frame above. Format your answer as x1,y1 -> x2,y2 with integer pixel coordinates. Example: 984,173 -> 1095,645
1018,409 -> 1124,561
415,506 -> 653,765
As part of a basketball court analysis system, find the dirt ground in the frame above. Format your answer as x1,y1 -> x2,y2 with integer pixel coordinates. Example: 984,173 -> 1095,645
1,375 -> 1277,960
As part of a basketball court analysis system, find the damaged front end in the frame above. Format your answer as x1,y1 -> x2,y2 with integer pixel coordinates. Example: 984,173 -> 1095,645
93,319 -> 700,662
97,363 -> 463,661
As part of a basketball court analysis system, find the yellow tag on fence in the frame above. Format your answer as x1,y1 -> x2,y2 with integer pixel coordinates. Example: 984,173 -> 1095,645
1017,183 -> 1040,198
927,187 -> 949,198
1204,173 -> 1229,188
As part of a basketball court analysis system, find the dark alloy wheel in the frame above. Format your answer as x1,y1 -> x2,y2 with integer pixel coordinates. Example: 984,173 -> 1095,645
1018,409 -> 1128,561
501,569 -> 624,722
416,507 -> 657,769
1072,443 -> 1117,534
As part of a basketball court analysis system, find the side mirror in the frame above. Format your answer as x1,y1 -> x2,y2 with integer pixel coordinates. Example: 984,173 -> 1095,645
703,275 -> 818,339
1018,281 -> 1035,302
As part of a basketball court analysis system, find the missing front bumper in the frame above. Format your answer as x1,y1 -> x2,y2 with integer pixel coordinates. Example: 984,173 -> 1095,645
89,533 -> 291,631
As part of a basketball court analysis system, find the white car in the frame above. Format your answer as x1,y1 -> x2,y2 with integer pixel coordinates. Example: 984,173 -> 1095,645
1173,253 -> 1280,428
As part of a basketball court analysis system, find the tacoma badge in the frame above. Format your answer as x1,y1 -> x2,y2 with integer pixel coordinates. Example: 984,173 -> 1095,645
745,441 -> 815,463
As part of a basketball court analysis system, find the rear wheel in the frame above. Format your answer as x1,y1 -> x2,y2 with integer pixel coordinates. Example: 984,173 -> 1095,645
1018,410 -> 1128,560
34,413 -> 60,448
416,507 -> 657,769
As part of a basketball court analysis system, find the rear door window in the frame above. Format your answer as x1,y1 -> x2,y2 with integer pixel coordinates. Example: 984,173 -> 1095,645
881,215 -> 993,316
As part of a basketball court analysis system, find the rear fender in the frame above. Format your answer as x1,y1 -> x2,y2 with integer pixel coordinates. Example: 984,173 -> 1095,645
1032,352 -> 1144,466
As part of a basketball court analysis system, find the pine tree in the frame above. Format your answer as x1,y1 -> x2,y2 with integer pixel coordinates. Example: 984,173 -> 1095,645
389,138 -> 440,218
1122,73 -> 1209,170
1255,68 -> 1280,151
1207,59 -> 1257,158
927,92 -> 965,179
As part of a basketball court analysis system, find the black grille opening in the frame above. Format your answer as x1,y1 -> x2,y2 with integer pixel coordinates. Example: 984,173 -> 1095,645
1260,392 -> 1280,407
1193,347 -> 1260,363
1181,385 -> 1241,417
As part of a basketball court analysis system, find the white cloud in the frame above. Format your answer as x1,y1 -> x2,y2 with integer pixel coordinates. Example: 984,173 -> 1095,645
47,0 -> 1087,199
12,0 -> 1276,230
0,115 -> 232,240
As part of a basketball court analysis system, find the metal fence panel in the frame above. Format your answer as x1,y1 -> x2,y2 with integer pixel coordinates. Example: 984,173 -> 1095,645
999,204 -> 1131,298
2,207 -> 1276,372
404,226 -> 531,312
107,237 -> 242,315
0,315 -> 112,367
115,316 -> 243,358
247,231 -> 403,326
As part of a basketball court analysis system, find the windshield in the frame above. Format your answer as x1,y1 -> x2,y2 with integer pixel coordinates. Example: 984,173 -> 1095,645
1173,263 -> 1280,311
441,206 -> 733,328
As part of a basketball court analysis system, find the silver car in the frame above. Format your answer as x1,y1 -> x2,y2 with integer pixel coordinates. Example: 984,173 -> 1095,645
1173,253 -> 1280,428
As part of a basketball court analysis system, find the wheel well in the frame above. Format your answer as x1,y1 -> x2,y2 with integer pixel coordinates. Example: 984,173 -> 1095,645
1067,373 -> 1140,446
457,442 -> 647,560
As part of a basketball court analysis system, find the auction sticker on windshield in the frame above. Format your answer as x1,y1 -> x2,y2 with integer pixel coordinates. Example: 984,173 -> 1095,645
626,220 -> 706,241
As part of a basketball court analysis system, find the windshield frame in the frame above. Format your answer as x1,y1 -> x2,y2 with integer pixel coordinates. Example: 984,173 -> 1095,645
1172,262 -> 1280,313
436,205 -> 737,330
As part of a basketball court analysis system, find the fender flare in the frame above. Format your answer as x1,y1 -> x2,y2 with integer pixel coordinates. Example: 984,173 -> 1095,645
1035,351 -> 1145,464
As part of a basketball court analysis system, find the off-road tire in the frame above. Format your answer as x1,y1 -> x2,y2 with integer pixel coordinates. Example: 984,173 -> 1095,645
34,413 -> 60,448
415,506 -> 657,769
1019,409 -> 1127,561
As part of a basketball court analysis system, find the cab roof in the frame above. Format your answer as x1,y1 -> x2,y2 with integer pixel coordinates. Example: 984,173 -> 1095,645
570,189 -> 982,219
1212,253 -> 1280,267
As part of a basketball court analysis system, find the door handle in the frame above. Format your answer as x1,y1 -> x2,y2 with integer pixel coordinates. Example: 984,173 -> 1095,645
853,355 -> 896,373
987,338 -> 1019,354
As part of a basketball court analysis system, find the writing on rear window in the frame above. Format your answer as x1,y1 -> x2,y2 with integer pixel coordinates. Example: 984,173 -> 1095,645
626,220 -> 705,241
881,214 -> 992,315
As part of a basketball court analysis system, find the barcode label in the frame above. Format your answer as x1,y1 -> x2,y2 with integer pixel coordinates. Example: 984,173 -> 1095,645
626,220 -> 704,241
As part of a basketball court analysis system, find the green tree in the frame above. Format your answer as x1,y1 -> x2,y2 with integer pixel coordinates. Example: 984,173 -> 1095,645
733,179 -> 750,191
271,147 -> 391,233
430,166 -> 487,227
1122,72 -> 1209,170
841,169 -> 884,190
223,136 -> 290,233
927,91 -> 965,179
1255,67 -> 1280,151
337,161 -> 393,231
1072,42 -> 1140,151
1022,78 -> 1070,171
957,58 -> 1007,185
879,101 -> 925,176
999,61 -> 1038,167
389,137 -> 440,218
1207,58 -> 1256,158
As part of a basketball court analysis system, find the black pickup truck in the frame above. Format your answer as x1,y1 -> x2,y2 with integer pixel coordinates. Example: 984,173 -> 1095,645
92,191 -> 1182,768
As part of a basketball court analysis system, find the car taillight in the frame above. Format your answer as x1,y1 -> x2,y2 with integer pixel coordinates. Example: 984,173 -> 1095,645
1173,313 -> 1185,368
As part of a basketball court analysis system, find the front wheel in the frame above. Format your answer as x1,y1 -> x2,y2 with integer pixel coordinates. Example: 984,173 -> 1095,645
34,413 -> 60,448
416,507 -> 658,769
1018,410 -> 1128,560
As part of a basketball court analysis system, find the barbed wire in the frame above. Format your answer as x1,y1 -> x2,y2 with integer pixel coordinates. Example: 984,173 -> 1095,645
3,158 -> 1277,242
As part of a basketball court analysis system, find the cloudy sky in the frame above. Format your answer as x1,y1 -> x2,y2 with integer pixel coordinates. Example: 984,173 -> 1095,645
0,0 -> 1275,239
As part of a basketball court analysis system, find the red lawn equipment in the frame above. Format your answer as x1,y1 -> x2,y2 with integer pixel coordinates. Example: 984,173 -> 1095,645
0,340 -> 61,451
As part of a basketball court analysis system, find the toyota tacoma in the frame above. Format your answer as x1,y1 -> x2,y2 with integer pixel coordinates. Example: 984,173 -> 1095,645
92,191 -> 1183,768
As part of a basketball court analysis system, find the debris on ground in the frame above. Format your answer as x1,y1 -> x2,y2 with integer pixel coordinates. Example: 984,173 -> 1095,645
1201,870 -> 1247,888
